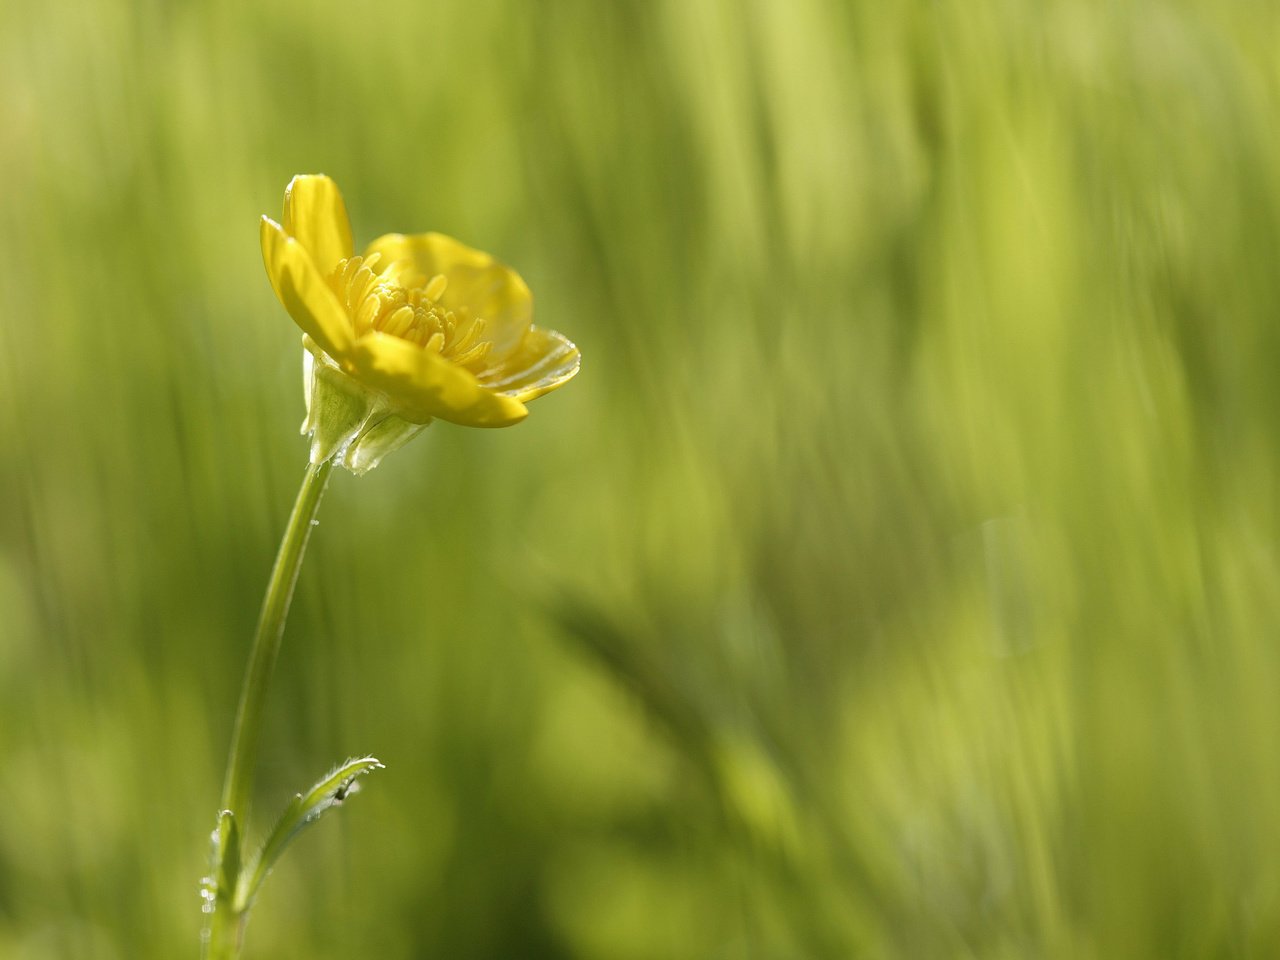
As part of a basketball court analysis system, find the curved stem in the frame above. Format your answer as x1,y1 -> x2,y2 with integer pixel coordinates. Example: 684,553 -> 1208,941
222,458 -> 334,817
206,458 -> 333,959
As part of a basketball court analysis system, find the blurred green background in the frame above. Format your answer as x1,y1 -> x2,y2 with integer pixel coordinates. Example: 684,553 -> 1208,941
3,0 -> 1280,957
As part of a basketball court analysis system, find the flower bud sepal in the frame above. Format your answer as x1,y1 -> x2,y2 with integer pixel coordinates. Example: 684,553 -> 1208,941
301,337 -> 430,475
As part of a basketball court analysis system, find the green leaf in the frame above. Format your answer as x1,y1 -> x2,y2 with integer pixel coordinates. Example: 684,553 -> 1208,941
237,756 -> 384,911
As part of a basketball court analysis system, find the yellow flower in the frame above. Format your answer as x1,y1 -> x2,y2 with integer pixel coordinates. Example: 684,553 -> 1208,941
260,175 -> 580,473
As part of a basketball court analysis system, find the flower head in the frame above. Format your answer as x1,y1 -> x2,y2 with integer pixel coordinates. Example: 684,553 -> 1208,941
261,175 -> 580,473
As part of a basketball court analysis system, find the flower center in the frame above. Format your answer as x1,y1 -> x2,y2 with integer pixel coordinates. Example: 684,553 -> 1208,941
326,254 -> 493,370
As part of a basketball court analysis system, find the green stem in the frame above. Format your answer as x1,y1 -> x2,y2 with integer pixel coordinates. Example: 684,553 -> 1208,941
206,458 -> 334,959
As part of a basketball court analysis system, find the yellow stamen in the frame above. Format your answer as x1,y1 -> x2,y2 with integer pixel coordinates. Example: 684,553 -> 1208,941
424,274 -> 448,301
326,257 -> 498,371
382,306 -> 416,338
452,317 -> 486,354
451,341 -> 492,367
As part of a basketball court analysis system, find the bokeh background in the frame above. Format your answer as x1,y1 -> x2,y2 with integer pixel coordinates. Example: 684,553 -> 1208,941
3,0 -> 1280,957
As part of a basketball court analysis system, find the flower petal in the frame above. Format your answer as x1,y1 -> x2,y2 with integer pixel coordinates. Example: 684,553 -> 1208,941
282,174 -> 355,276
363,232 -> 532,360
480,327 -> 581,403
349,331 -> 528,428
261,217 -> 353,357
